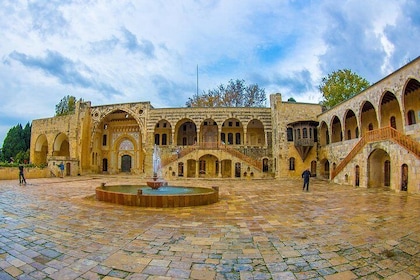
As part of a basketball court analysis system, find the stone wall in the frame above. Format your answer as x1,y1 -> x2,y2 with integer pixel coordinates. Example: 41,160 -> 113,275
0,167 -> 49,180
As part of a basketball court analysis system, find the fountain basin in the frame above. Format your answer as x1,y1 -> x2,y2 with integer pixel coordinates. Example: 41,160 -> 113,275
146,179 -> 167,189
96,184 -> 219,208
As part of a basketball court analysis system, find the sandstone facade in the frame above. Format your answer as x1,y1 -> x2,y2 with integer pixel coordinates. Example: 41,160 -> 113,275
30,58 -> 420,193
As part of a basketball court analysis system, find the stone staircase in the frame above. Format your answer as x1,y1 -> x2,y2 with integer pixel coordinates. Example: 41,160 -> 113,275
331,126 -> 420,179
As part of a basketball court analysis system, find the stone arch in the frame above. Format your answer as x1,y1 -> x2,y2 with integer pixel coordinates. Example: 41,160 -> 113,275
221,118 -> 243,145
344,109 -> 358,140
33,134 -> 48,165
330,116 -> 342,143
93,108 -> 144,150
379,91 -> 403,131
319,121 -> 329,146
198,153 -> 219,178
53,133 -> 70,157
95,109 -> 143,174
154,119 -> 172,146
403,78 -> 420,126
200,119 -> 218,145
114,136 -> 137,173
175,118 -> 197,146
360,101 -> 378,136
247,119 -> 265,146
367,148 -> 391,188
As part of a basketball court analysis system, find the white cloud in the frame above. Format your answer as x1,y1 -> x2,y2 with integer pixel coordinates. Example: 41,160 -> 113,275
0,0 -> 418,146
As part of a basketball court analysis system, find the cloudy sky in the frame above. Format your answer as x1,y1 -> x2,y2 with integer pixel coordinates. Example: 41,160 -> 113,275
0,0 -> 419,146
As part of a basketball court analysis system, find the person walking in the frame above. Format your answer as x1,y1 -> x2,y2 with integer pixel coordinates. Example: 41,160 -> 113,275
58,162 -> 65,178
19,164 -> 27,185
302,168 -> 311,191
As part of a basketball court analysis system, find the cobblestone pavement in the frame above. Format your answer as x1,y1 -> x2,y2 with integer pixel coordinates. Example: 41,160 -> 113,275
0,176 -> 419,280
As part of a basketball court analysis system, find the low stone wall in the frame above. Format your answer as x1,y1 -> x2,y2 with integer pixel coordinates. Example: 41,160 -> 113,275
0,167 -> 49,180
96,186 -> 219,208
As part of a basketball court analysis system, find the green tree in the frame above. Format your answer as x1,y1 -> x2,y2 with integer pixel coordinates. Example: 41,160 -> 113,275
287,97 -> 296,102
55,95 -> 77,116
319,69 -> 370,109
2,123 -> 31,163
186,79 -> 266,107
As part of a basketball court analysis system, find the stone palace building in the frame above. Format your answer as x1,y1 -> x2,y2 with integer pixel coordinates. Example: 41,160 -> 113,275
30,58 -> 420,193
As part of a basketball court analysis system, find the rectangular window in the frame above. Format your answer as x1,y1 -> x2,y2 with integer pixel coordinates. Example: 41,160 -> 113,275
287,128 -> 293,141
102,135 -> 107,146
289,157 -> 295,170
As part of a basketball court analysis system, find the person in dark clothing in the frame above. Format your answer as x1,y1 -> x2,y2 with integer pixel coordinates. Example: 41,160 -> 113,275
19,164 -> 27,185
302,168 -> 311,191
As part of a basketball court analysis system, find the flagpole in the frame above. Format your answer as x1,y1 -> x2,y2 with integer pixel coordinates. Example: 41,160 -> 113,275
196,65 -> 199,95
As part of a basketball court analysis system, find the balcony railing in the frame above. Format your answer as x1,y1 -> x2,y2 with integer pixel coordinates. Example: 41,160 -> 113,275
294,138 -> 315,147
331,126 -> 420,179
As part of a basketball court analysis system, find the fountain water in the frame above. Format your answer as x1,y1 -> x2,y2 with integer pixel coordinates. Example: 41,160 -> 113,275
96,145 -> 219,207
146,145 -> 167,189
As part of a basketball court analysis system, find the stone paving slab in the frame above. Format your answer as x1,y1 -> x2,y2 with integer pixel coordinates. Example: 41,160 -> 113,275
0,176 -> 419,279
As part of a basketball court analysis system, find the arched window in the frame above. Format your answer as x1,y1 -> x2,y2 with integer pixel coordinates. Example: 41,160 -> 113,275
302,128 -> 307,138
221,133 -> 226,143
407,110 -> 416,125
297,129 -> 301,139
154,134 -> 160,145
390,116 -> 397,129
368,123 -> 373,131
355,127 -> 359,138
289,157 -> 295,171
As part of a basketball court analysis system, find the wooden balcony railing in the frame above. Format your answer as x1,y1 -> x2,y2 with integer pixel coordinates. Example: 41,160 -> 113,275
294,138 -> 315,147
331,126 -> 420,179
161,142 -> 263,170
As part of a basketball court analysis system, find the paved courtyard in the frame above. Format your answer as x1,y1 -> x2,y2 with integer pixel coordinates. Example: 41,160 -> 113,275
0,176 -> 419,280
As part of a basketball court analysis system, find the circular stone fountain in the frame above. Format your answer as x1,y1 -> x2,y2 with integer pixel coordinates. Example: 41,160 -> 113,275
96,184 -> 219,207
95,145 -> 219,207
